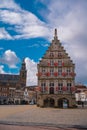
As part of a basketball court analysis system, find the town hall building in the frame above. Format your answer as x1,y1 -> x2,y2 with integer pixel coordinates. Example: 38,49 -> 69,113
37,29 -> 76,108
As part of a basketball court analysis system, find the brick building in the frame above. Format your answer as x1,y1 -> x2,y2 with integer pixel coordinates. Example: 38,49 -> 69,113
37,29 -> 76,108
0,59 -> 27,104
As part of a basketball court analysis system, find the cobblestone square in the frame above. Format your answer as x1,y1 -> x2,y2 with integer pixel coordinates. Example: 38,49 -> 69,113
0,105 -> 87,129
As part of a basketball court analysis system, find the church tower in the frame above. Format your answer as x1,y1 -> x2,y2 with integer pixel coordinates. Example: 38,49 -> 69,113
19,58 -> 27,88
37,29 -> 76,108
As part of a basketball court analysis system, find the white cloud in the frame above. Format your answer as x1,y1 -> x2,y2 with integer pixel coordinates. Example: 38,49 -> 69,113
0,0 -> 50,40
45,0 -> 87,40
0,10 -> 22,25
0,28 -> 13,40
0,65 -> 5,74
28,43 -> 49,48
25,57 -> 37,86
46,0 -> 87,85
65,43 -> 87,84
28,44 -> 39,48
41,43 -> 49,47
14,22 -> 50,39
0,0 -> 21,10
0,0 -> 87,85
0,50 -> 20,68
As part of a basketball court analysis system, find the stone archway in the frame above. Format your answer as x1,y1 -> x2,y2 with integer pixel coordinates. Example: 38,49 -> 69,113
50,98 -> 55,107
58,98 -> 69,108
44,98 -> 55,107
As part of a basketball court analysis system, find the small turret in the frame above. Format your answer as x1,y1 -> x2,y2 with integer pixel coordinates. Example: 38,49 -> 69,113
54,28 -> 58,40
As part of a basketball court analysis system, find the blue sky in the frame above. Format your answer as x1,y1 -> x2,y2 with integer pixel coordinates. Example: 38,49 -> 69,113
0,0 -> 87,86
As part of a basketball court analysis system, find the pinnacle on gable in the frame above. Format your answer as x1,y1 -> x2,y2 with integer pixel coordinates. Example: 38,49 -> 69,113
54,28 -> 58,40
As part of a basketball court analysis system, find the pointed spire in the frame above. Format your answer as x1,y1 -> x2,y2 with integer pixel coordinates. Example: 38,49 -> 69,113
21,58 -> 26,70
22,58 -> 25,63
55,28 -> 57,37
54,28 -> 58,40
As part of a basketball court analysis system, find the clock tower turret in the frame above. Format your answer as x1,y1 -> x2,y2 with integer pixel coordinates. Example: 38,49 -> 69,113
19,58 -> 27,87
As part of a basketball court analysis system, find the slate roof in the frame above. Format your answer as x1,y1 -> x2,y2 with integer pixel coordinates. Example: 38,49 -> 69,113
0,74 -> 19,83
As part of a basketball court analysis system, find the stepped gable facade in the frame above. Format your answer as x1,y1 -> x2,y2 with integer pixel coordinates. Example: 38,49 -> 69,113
37,29 -> 76,108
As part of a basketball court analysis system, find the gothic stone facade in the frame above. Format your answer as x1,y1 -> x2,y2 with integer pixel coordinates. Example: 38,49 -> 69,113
37,29 -> 76,108
0,59 -> 27,104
